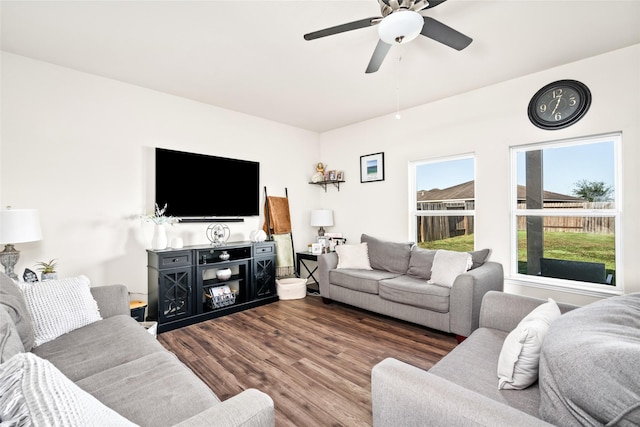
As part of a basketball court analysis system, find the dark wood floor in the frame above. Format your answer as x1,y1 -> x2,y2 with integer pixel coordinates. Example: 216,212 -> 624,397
158,294 -> 457,427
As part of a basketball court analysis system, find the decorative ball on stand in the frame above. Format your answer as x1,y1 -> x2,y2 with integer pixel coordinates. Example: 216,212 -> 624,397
206,224 -> 230,246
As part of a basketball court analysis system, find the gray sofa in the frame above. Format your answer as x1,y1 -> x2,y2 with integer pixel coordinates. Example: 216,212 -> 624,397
0,272 -> 274,427
372,291 -> 640,426
318,234 -> 504,338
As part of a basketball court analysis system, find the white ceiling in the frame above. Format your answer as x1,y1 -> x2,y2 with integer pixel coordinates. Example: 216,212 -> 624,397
2,0 -> 640,132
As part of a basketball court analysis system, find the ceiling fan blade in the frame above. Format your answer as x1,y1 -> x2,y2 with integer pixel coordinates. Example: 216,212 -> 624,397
304,17 -> 381,41
365,40 -> 392,73
422,0 -> 447,9
420,16 -> 472,50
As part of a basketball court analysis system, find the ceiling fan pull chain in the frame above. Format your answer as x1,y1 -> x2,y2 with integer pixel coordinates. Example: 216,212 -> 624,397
395,50 -> 403,120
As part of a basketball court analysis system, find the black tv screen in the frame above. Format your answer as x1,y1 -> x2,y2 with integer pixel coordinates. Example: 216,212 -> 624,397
155,148 -> 260,219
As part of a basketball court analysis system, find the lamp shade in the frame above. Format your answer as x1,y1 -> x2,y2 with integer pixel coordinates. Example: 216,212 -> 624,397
310,210 -> 334,227
0,209 -> 43,244
378,10 -> 424,45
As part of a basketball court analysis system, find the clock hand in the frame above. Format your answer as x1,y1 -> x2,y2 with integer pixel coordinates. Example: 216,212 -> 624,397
551,96 -> 562,115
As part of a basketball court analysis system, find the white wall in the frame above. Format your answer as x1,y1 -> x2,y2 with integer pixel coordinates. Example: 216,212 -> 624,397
318,45 -> 640,305
1,53 -> 321,299
3,46 -> 638,307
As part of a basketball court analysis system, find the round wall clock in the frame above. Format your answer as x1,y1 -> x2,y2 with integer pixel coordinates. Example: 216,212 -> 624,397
528,80 -> 591,130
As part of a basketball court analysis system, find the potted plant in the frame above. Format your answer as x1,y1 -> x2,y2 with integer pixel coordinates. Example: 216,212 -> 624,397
141,203 -> 181,250
36,259 -> 58,281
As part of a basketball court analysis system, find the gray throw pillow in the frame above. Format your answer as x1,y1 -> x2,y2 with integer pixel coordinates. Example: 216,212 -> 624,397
469,248 -> 490,269
0,306 -> 25,363
0,273 -> 35,351
406,247 -> 437,280
360,234 -> 412,274
539,293 -> 640,426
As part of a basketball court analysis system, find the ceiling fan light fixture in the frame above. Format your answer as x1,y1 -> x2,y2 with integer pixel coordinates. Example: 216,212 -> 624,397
378,10 -> 424,44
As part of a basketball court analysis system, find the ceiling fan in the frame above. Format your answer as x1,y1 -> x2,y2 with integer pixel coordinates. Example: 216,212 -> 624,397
303,0 -> 472,73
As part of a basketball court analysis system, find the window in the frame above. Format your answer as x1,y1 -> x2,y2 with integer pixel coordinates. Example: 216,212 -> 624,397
511,133 -> 621,294
410,155 -> 475,251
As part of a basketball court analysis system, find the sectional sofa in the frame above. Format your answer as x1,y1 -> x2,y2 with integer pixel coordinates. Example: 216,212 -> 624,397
318,234 -> 504,338
0,272 -> 274,426
372,291 -> 640,426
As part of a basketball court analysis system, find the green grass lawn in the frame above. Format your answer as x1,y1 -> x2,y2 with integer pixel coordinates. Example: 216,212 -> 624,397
418,231 -> 615,275
517,230 -> 615,270
418,234 -> 475,252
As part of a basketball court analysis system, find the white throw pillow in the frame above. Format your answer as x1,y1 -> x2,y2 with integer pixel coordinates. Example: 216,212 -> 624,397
0,352 -> 138,426
428,249 -> 473,287
17,275 -> 102,347
335,243 -> 373,270
497,298 -> 561,390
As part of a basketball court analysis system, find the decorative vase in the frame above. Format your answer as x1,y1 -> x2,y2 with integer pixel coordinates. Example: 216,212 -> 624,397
216,268 -> 232,281
151,224 -> 168,250
219,251 -> 230,261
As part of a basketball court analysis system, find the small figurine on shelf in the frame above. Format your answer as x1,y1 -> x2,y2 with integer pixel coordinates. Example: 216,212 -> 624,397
311,162 -> 325,183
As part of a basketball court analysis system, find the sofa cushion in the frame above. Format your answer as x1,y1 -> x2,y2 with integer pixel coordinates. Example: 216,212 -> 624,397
539,293 -> 640,426
76,351 -> 220,427
361,234 -> 412,274
0,305 -> 25,363
428,250 -> 472,287
0,273 -> 35,351
406,247 -> 437,280
335,243 -> 372,270
0,352 -> 137,427
429,327 -> 542,417
329,269 -> 399,295
33,314 -> 165,382
17,275 -> 102,346
379,276 -> 450,312
497,298 -> 560,390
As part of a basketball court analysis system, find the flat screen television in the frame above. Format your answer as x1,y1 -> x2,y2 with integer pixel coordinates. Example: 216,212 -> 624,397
155,148 -> 260,220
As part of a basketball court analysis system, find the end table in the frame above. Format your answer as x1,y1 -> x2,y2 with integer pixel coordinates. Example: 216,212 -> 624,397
296,252 -> 320,293
129,300 -> 147,322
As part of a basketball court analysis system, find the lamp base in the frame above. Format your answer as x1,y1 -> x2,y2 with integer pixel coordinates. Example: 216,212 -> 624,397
0,244 -> 20,280
317,227 -> 325,237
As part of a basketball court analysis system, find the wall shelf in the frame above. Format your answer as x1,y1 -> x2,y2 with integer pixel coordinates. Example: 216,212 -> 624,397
309,180 -> 345,192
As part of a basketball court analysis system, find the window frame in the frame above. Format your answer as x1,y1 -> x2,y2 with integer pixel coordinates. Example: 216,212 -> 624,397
409,153 -> 476,248
509,132 -> 623,297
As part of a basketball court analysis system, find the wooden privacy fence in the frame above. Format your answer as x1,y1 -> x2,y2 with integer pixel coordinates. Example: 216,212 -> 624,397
516,202 -> 615,234
417,215 -> 474,242
416,201 -> 475,242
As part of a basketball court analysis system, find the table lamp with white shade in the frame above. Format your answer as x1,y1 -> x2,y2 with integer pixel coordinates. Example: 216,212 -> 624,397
310,209 -> 333,237
0,208 -> 43,280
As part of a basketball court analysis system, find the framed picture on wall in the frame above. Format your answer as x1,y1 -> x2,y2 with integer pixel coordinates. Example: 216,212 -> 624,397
360,152 -> 384,183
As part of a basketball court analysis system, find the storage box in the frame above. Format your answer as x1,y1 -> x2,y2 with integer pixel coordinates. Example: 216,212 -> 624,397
140,321 -> 158,338
276,278 -> 307,300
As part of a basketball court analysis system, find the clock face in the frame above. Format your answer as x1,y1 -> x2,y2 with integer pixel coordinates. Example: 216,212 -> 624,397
528,80 -> 591,130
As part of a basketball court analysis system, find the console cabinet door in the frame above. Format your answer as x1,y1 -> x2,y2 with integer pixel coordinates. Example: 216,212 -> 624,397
253,242 -> 276,298
158,268 -> 193,323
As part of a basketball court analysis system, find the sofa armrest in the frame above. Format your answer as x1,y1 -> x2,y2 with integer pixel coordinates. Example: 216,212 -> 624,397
318,252 -> 338,299
172,388 -> 274,427
449,261 -> 504,337
479,291 -> 579,333
90,285 -> 130,318
372,358 -> 552,427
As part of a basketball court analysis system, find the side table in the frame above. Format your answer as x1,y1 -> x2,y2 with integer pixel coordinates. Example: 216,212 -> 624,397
296,252 -> 320,293
130,300 -> 147,322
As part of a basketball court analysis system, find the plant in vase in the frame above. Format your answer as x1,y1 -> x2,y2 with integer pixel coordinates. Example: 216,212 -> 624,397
141,203 -> 181,250
36,259 -> 58,281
